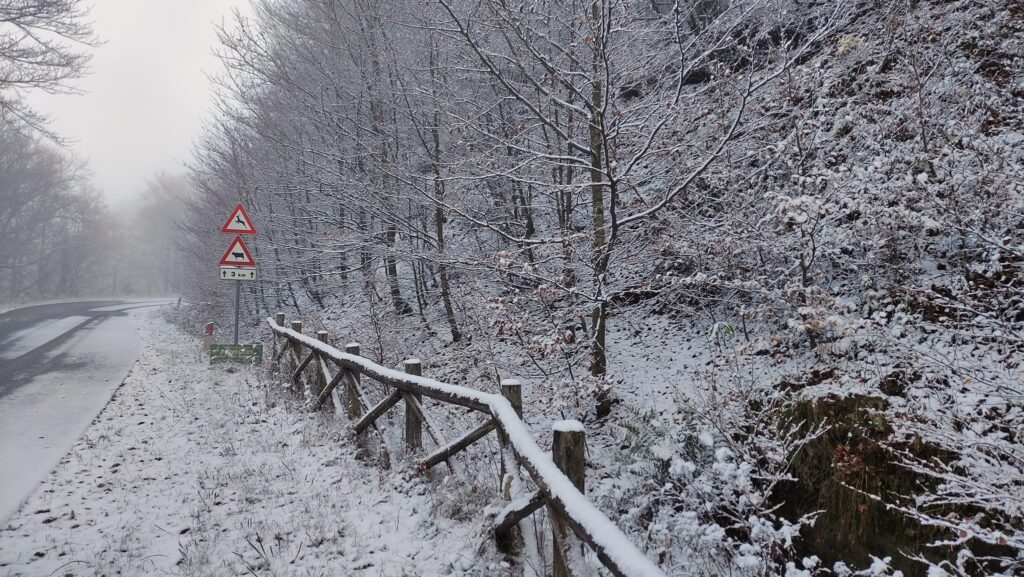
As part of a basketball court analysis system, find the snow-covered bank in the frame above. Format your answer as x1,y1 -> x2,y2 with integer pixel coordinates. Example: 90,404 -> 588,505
0,312 -> 496,576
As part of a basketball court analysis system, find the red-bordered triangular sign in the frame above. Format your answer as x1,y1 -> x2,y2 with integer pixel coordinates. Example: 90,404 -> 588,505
220,203 -> 257,234
219,236 -> 257,266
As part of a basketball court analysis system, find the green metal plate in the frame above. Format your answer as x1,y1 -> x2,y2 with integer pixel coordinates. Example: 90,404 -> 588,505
210,343 -> 264,364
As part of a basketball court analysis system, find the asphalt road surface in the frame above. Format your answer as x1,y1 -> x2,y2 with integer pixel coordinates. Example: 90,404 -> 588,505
0,299 -> 174,524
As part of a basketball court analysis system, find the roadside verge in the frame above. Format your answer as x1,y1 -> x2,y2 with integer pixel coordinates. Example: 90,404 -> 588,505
0,311 -> 493,576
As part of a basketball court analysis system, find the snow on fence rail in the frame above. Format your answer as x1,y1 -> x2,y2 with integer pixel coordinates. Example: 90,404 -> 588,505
266,314 -> 666,577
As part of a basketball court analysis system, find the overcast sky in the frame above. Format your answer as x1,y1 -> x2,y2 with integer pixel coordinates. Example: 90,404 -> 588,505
26,0 -> 249,207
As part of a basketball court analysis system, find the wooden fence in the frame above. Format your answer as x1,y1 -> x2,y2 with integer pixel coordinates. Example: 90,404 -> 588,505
267,314 -> 667,577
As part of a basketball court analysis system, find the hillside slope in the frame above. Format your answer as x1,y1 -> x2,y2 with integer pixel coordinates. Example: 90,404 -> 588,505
182,0 -> 1023,575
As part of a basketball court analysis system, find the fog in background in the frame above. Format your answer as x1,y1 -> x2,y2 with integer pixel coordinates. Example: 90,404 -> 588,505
27,0 -> 248,208
0,0 -> 247,303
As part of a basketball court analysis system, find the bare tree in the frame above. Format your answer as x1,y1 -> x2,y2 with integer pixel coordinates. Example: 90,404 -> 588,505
0,0 -> 97,137
0,123 -> 110,301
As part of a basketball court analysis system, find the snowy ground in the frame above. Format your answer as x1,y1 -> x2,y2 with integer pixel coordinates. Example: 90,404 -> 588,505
0,312 -> 504,577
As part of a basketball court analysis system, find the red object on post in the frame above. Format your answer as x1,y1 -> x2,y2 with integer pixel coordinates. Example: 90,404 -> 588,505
204,322 -> 214,336
219,236 -> 257,267
220,203 -> 256,234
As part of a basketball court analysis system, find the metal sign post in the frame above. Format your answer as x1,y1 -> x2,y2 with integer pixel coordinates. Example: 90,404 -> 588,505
215,203 -> 259,362
234,279 -> 241,345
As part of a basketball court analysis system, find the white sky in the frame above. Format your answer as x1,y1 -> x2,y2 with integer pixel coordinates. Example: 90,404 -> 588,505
26,0 -> 250,207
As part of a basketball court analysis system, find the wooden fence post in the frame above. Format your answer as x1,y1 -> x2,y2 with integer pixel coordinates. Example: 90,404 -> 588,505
290,320 -> 303,395
345,343 -> 362,419
404,359 -> 423,451
275,312 -> 285,327
551,420 -> 585,577
499,379 -> 522,478
315,330 -> 329,399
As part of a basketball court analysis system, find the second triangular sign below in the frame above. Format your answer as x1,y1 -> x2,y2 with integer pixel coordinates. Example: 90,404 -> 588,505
221,203 -> 257,234
219,236 -> 257,267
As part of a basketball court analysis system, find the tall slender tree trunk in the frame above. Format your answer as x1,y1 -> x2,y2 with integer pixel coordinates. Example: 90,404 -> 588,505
435,202 -> 461,342
359,208 -> 373,292
429,49 -> 462,342
589,1 -> 612,417
589,75 -> 608,376
385,223 -> 411,315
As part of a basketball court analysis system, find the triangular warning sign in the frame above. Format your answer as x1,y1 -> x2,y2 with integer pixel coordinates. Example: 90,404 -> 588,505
219,236 -> 257,266
221,203 -> 257,234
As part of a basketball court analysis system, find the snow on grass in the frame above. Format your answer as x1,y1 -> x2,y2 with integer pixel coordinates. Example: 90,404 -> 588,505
269,319 -> 669,577
0,311 -> 498,576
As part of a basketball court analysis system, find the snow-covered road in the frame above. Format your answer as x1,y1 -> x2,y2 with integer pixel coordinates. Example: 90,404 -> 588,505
0,300 -> 174,523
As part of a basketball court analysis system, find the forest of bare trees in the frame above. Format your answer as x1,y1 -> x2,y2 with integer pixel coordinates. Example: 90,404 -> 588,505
189,0 -> 842,378
0,0 -> 191,302
182,0 -> 1022,575
0,0 -> 97,300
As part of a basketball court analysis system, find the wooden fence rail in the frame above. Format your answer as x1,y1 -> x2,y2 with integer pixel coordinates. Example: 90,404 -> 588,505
267,315 -> 667,577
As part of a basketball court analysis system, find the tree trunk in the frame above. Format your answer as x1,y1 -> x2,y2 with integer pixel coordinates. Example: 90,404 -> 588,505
428,51 -> 462,343
589,1 -> 612,418
385,223 -> 412,315
589,72 -> 608,377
